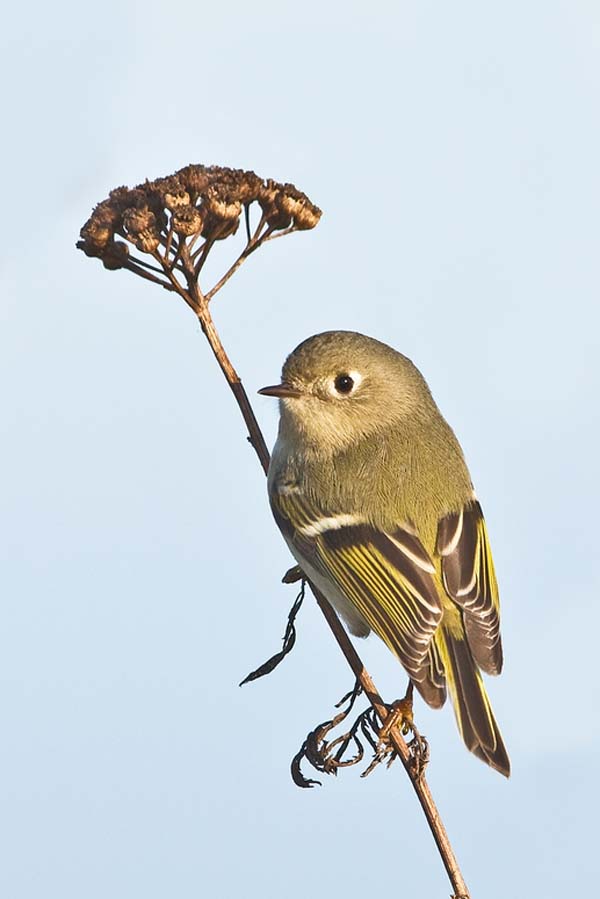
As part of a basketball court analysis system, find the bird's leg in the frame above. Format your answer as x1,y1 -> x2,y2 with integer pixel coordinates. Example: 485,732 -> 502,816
379,681 -> 415,742
364,681 -> 430,779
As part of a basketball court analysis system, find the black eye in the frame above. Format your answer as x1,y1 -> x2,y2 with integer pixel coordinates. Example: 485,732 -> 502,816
334,374 -> 354,394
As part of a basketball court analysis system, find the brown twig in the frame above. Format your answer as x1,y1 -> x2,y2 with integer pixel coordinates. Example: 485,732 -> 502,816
77,164 -> 470,899
205,239 -> 260,302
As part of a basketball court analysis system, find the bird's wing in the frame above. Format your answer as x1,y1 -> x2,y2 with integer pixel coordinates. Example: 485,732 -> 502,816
272,490 -> 444,698
436,500 -> 503,675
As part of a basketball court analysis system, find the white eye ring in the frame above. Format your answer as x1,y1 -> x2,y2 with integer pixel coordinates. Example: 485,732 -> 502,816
328,370 -> 363,396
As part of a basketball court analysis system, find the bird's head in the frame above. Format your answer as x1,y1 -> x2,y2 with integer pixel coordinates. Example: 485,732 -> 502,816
259,331 -> 434,452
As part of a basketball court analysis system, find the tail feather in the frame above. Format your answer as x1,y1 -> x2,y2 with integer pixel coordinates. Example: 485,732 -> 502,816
437,625 -> 510,777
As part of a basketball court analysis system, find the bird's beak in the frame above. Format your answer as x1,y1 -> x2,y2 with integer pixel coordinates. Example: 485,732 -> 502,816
258,383 -> 303,399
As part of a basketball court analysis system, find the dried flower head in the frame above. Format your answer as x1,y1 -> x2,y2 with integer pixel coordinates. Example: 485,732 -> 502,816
102,241 -> 130,270
164,189 -> 191,211
77,163 -> 321,305
172,205 -> 204,236
258,180 -> 292,231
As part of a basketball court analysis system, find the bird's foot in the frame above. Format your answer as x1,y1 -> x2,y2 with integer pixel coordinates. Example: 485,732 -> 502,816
378,680 -> 415,746
378,694 -> 414,741
362,683 -> 430,779
406,725 -> 430,778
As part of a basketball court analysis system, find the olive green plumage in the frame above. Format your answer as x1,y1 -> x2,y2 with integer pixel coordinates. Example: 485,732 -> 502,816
261,330 -> 509,777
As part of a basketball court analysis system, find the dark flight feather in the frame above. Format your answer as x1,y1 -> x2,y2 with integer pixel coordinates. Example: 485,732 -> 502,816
437,501 -> 503,676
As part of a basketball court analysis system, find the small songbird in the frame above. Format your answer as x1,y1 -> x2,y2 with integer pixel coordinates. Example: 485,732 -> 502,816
259,330 -> 510,776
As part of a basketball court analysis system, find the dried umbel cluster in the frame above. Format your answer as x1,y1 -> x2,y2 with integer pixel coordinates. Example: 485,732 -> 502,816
77,164 -> 321,304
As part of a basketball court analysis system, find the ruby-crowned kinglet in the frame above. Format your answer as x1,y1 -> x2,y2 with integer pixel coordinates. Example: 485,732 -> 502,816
259,330 -> 509,776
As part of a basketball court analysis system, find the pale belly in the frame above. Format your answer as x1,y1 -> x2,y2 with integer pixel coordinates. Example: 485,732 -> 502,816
283,536 -> 371,638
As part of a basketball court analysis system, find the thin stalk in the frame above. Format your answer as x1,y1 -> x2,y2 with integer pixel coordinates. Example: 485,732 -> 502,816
205,235 -> 268,302
124,260 -> 174,291
312,588 -> 470,898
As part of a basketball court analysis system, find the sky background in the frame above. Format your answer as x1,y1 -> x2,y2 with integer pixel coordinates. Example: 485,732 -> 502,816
2,2 -> 599,896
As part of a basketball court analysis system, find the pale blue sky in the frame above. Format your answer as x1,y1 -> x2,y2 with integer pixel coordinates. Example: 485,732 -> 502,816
1,2 -> 599,896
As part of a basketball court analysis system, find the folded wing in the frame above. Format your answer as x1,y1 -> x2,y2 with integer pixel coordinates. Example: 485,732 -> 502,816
272,490 -> 445,706
437,500 -> 503,675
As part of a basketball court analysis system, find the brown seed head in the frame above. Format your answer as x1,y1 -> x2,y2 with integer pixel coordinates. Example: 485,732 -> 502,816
172,205 -> 204,236
178,164 -> 212,198
102,241 -> 130,270
277,183 -> 322,230
77,163 -> 321,271
233,170 -> 264,204
79,220 -> 112,253
200,186 -> 242,240
123,206 -> 156,236
135,229 -> 161,253
164,189 -> 191,210
258,181 -> 292,230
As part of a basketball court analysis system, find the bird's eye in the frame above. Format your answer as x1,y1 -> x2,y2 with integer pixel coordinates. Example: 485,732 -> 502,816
334,374 -> 355,394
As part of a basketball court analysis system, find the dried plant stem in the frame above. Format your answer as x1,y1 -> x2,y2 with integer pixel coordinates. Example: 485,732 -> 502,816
312,591 -> 469,899
77,164 -> 469,898
205,228 -> 272,302
192,291 -> 470,899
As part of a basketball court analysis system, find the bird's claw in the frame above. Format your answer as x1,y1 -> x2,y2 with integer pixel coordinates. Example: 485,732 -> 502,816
363,683 -> 430,779
407,726 -> 430,778
378,696 -> 414,742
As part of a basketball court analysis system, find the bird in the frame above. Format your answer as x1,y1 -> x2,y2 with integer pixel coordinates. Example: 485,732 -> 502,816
259,330 -> 510,776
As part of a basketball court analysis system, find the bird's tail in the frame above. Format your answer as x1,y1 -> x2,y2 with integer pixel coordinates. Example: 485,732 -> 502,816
435,624 -> 510,777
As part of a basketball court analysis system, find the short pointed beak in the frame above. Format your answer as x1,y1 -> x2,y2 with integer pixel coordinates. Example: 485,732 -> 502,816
258,383 -> 303,399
